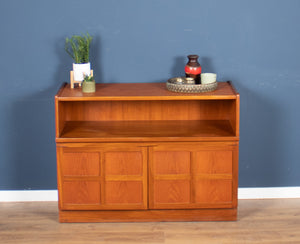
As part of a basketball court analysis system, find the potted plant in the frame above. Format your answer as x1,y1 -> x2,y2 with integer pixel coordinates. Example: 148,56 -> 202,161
82,74 -> 96,93
65,33 -> 93,81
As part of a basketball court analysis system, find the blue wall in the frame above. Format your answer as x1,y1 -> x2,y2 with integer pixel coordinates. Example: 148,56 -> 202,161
0,0 -> 299,190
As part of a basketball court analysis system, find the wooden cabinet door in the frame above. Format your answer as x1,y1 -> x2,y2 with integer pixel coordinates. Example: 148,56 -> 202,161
57,144 -> 147,210
149,142 -> 238,209
102,147 -> 147,209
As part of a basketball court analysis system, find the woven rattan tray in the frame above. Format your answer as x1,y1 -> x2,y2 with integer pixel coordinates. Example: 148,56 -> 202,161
166,77 -> 217,93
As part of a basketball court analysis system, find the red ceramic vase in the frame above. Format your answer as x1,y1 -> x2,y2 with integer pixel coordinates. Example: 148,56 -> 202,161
185,55 -> 201,84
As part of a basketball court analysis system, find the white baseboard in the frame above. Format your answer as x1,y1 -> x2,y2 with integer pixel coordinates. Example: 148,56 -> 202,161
0,190 -> 58,202
238,187 -> 300,199
0,187 -> 299,202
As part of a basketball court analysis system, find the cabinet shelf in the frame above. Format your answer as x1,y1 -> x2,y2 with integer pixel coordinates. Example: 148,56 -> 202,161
57,120 -> 237,142
57,120 -> 236,142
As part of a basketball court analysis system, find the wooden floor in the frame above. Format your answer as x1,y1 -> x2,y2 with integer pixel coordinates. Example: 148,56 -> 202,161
0,199 -> 300,244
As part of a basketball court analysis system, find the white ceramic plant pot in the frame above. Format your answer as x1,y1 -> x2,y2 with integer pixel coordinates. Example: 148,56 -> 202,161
73,62 -> 91,81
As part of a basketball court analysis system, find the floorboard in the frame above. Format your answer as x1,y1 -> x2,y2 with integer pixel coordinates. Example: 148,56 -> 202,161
0,199 -> 300,244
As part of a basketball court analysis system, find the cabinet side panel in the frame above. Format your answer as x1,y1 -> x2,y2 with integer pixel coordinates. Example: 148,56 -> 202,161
55,84 -> 67,138
228,100 -> 238,136
232,145 -> 239,208
56,147 -> 64,210
56,100 -> 66,138
236,94 -> 240,137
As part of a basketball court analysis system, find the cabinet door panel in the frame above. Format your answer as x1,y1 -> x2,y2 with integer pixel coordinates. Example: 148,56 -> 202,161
154,151 -> 190,174
105,181 -> 143,204
149,143 -> 237,209
194,151 -> 233,204
58,145 -> 147,210
63,181 -> 101,204
150,151 -> 192,208
102,150 -> 147,209
195,179 -> 232,203
104,152 -> 143,175
62,152 -> 100,176
154,180 -> 190,204
194,151 -> 232,174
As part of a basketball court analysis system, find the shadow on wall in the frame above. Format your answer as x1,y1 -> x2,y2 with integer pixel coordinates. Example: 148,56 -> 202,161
90,34 -> 104,83
200,57 -> 216,73
10,96 -> 57,189
7,35 -> 104,190
229,79 -> 285,187
171,56 -> 186,77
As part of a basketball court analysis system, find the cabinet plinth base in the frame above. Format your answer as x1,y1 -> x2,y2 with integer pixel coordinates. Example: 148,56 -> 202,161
59,208 -> 237,223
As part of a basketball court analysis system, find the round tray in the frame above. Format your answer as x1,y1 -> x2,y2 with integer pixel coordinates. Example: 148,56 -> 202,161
166,77 -> 218,93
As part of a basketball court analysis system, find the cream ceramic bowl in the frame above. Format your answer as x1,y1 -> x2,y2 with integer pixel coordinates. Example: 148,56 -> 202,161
201,73 -> 217,84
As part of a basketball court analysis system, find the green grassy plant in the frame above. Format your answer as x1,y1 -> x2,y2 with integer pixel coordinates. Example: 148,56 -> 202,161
65,33 -> 92,64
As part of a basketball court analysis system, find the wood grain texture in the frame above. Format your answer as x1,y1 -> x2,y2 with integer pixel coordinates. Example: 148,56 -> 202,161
194,179 -> 232,203
57,146 -> 148,210
57,120 -> 237,143
62,181 -> 101,204
103,150 -> 147,209
59,208 -> 237,223
1,199 -> 300,244
153,180 -> 191,204
194,150 -> 232,174
149,143 -> 238,210
55,83 -> 66,138
62,152 -> 100,176
57,100 -> 235,121
55,81 -> 240,222
57,82 -> 238,101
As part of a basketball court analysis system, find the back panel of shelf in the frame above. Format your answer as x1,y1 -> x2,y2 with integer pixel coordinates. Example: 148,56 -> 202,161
58,99 -> 236,121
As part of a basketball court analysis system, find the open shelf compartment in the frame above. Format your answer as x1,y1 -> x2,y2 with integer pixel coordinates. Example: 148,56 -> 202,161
57,120 -> 236,142
55,82 -> 239,142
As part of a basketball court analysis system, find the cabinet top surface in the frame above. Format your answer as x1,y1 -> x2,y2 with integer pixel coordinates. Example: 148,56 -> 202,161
56,82 -> 238,101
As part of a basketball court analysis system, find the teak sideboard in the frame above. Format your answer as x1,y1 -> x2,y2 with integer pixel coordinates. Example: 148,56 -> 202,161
55,82 -> 240,222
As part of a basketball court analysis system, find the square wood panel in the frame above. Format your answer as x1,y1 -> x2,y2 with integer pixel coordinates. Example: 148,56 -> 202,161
194,151 -> 232,174
154,151 -> 190,174
104,181 -> 143,204
63,181 -> 101,204
154,180 -> 190,204
102,149 -> 147,208
195,179 -> 232,203
104,151 -> 143,175
62,152 -> 100,176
